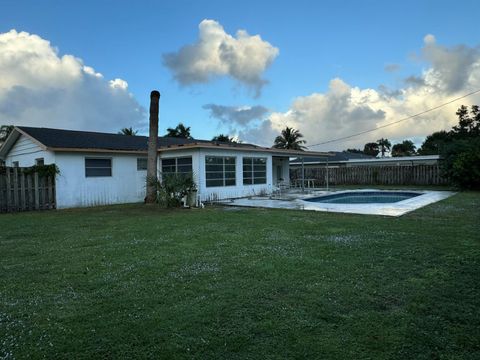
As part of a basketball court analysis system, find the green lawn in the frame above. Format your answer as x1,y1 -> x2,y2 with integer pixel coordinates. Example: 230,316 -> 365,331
1,192 -> 479,359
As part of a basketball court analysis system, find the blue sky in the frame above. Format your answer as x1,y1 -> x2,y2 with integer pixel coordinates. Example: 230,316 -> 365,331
1,0 -> 479,150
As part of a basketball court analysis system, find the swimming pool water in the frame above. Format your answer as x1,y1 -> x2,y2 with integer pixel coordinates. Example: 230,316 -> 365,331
305,191 -> 421,204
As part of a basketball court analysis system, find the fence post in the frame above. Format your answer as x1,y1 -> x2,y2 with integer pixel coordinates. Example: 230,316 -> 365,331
13,167 -> 19,211
34,172 -> 40,210
20,172 -> 26,210
6,168 -> 11,211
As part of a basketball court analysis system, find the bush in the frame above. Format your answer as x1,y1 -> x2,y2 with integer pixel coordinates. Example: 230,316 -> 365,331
442,138 -> 480,189
152,173 -> 197,207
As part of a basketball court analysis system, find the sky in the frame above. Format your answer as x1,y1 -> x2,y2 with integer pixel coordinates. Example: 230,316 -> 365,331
1,0 -> 479,151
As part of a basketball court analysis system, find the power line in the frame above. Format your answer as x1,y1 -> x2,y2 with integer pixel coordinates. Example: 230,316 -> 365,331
307,88 -> 480,148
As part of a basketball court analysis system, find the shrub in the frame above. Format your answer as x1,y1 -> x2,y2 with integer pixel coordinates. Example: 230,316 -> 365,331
152,172 -> 197,207
442,137 -> 480,189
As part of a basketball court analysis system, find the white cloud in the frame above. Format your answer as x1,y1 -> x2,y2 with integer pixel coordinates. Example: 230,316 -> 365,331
109,78 -> 128,90
239,36 -> 480,150
0,29 -> 145,132
163,19 -> 279,97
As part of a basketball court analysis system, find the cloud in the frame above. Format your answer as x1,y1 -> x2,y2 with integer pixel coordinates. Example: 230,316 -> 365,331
0,29 -> 145,132
163,19 -> 279,97
239,36 -> 480,150
203,104 -> 269,126
421,34 -> 480,93
384,63 -> 401,73
404,75 -> 426,87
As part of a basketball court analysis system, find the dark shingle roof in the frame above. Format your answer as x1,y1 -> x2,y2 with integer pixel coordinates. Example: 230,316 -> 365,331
17,127 -> 260,151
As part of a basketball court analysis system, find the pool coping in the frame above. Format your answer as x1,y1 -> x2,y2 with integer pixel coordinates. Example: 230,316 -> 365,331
220,189 -> 456,217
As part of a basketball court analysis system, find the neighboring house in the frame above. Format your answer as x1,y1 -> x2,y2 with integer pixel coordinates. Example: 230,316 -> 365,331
0,126 -> 328,209
290,152 -> 376,168
290,152 -> 440,168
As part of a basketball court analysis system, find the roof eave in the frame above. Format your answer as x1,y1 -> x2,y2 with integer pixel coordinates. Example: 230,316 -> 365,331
158,143 -> 332,157
14,126 -> 49,151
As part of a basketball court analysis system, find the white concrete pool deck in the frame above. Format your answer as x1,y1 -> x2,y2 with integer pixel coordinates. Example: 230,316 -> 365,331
219,189 -> 456,216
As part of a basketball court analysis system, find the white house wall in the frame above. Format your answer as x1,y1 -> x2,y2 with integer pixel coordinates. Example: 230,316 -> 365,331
4,139 -> 290,208
272,157 -> 290,185
4,135 -> 55,166
195,148 -> 274,202
160,149 -> 283,201
55,152 -> 147,209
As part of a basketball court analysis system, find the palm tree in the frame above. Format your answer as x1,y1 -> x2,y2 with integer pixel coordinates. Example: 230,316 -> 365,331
212,134 -> 237,143
376,138 -> 391,157
273,127 -> 306,150
118,127 -> 138,136
166,123 -> 192,139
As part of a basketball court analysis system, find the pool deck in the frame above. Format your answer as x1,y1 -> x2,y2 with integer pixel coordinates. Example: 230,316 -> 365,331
219,189 -> 456,216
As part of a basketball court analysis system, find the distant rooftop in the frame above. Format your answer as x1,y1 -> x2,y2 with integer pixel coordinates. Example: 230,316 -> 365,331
290,151 -> 375,164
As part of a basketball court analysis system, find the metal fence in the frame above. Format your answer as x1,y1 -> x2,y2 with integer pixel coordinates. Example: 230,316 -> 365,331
0,167 -> 56,213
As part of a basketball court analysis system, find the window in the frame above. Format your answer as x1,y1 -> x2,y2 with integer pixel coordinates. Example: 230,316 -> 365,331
161,157 -> 192,175
35,158 -> 44,166
243,157 -> 267,185
85,158 -> 112,177
205,156 -> 236,187
137,158 -> 147,171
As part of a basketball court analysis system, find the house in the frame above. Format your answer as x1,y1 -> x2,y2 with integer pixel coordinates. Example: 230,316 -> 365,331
290,152 -> 440,169
0,126 -> 329,209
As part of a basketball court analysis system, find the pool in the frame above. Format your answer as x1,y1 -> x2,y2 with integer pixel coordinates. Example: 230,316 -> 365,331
305,191 -> 422,204
222,189 -> 455,216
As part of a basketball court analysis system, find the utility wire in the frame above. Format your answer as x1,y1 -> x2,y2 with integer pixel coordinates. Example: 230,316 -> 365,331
307,88 -> 480,148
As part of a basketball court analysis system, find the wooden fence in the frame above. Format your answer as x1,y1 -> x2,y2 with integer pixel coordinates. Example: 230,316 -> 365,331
291,164 -> 448,187
0,167 -> 56,213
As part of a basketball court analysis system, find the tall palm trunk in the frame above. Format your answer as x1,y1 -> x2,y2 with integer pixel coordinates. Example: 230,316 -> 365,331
146,90 -> 160,203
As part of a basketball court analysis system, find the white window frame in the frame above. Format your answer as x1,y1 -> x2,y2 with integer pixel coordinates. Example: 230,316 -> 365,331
205,156 -> 236,187
137,157 -> 147,171
161,156 -> 193,174
85,157 -> 112,178
243,157 -> 267,185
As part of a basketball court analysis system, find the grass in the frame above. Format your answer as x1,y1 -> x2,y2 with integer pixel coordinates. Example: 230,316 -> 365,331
1,191 -> 479,359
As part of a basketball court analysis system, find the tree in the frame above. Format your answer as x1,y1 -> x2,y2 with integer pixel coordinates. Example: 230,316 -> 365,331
442,137 -> 480,189
118,127 -> 138,136
363,142 -> 379,157
391,140 -> 416,157
440,105 -> 480,189
166,123 -> 192,138
212,134 -> 237,143
0,125 -> 13,144
376,138 -> 391,157
452,105 -> 480,136
343,148 -> 363,154
273,127 -> 306,150
417,130 -> 451,155
146,90 -> 160,204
